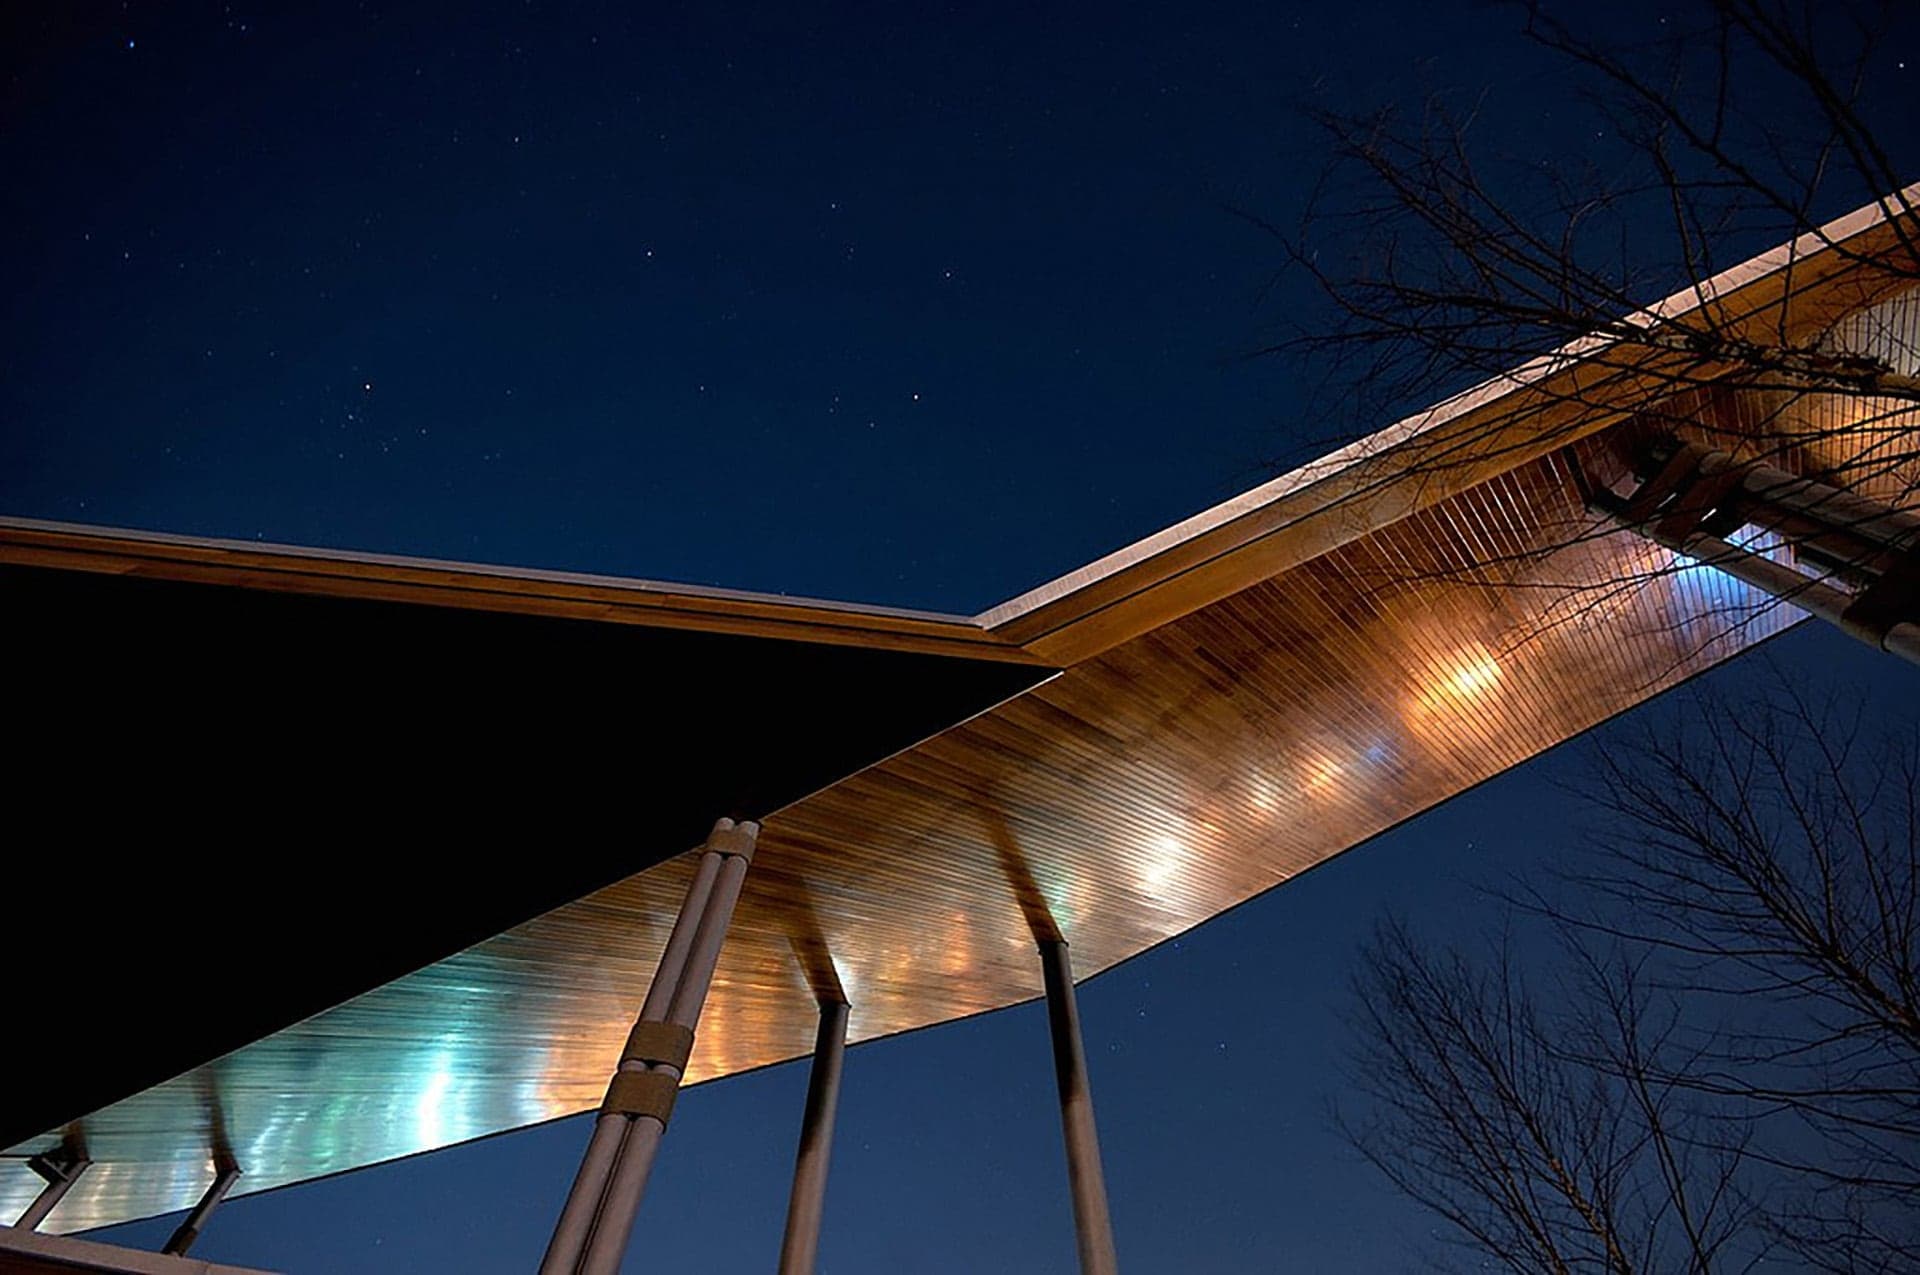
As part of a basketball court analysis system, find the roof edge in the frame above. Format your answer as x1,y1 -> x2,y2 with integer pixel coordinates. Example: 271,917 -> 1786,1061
0,517 -> 1050,665
975,184 -> 1920,660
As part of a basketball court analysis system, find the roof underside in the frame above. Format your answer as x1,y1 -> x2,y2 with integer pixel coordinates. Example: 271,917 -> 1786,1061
0,564 -> 1049,1149
5,191 -> 1916,1232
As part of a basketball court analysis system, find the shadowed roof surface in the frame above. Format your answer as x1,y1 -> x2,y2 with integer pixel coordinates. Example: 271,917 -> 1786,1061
2,190 -> 1914,1232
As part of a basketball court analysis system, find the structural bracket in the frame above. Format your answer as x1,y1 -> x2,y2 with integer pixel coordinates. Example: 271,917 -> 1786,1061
621,1021 -> 695,1070
1592,436 -> 1920,667
13,1148 -> 90,1232
601,1071 -> 681,1124
161,1156 -> 243,1257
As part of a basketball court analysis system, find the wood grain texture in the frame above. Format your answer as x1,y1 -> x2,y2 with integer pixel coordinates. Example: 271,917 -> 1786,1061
2,426 -> 1814,1233
5,202 -> 1914,1233
984,190 -> 1919,665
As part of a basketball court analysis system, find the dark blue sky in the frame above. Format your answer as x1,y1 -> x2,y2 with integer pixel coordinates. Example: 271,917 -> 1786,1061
2,0 -> 1618,611
80,627 -> 1920,1273
8,1 -> 1917,1271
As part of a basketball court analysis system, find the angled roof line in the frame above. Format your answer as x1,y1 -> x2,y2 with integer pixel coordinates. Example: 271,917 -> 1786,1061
5,186 -> 1913,671
979,183 -> 1920,663
0,515 -> 1046,665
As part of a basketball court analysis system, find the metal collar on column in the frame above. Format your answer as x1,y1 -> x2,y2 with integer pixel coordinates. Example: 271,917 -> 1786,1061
542,817 -> 760,1275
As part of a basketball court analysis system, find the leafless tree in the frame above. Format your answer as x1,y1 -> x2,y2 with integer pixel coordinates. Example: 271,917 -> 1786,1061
1344,675 -> 1920,1272
1254,0 -> 1920,664
1345,921 -> 1761,1273
1318,10 -> 1919,1266
1274,0 -> 1919,443
1571,681 -> 1920,1272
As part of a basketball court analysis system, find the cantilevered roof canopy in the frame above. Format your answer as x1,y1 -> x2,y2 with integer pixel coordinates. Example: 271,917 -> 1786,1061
4,189 -> 1916,1232
0,536 -> 1050,1153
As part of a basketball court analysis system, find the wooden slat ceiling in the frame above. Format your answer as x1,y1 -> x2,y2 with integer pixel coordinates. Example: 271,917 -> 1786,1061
4,191 -> 1915,1233
0,558 -> 1053,1153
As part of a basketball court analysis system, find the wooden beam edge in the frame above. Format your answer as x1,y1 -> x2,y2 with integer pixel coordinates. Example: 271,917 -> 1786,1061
981,192 -> 1920,664
0,524 -> 1053,667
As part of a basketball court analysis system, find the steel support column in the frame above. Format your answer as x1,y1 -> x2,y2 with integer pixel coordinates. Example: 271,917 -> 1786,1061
162,1157 -> 242,1256
541,817 -> 759,1275
11,1150 -> 89,1232
777,997 -> 850,1275
1039,938 -> 1119,1275
1633,517 -> 1920,665
1593,440 -> 1920,667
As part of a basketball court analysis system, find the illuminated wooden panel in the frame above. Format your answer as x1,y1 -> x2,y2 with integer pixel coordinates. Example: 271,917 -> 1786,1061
0,557 -> 1049,1154
2,444 -> 1805,1232
5,193 -> 1913,1233
984,194 -> 1917,665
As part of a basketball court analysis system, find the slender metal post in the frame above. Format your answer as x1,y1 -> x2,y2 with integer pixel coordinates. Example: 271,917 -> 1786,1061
540,839 -> 728,1275
1039,938 -> 1119,1275
579,829 -> 757,1275
162,1157 -> 242,1256
12,1151 -> 89,1232
663,846 -> 756,1031
777,998 -> 850,1275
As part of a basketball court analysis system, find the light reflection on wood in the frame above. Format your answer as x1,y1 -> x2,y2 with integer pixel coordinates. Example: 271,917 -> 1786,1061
4,431 -> 1825,1233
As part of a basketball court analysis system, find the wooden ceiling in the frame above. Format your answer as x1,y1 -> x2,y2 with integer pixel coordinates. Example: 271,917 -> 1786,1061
4,192 -> 1915,1233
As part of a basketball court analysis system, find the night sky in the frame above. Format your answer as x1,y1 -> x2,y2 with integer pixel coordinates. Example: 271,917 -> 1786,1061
7,2 -> 1918,1272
